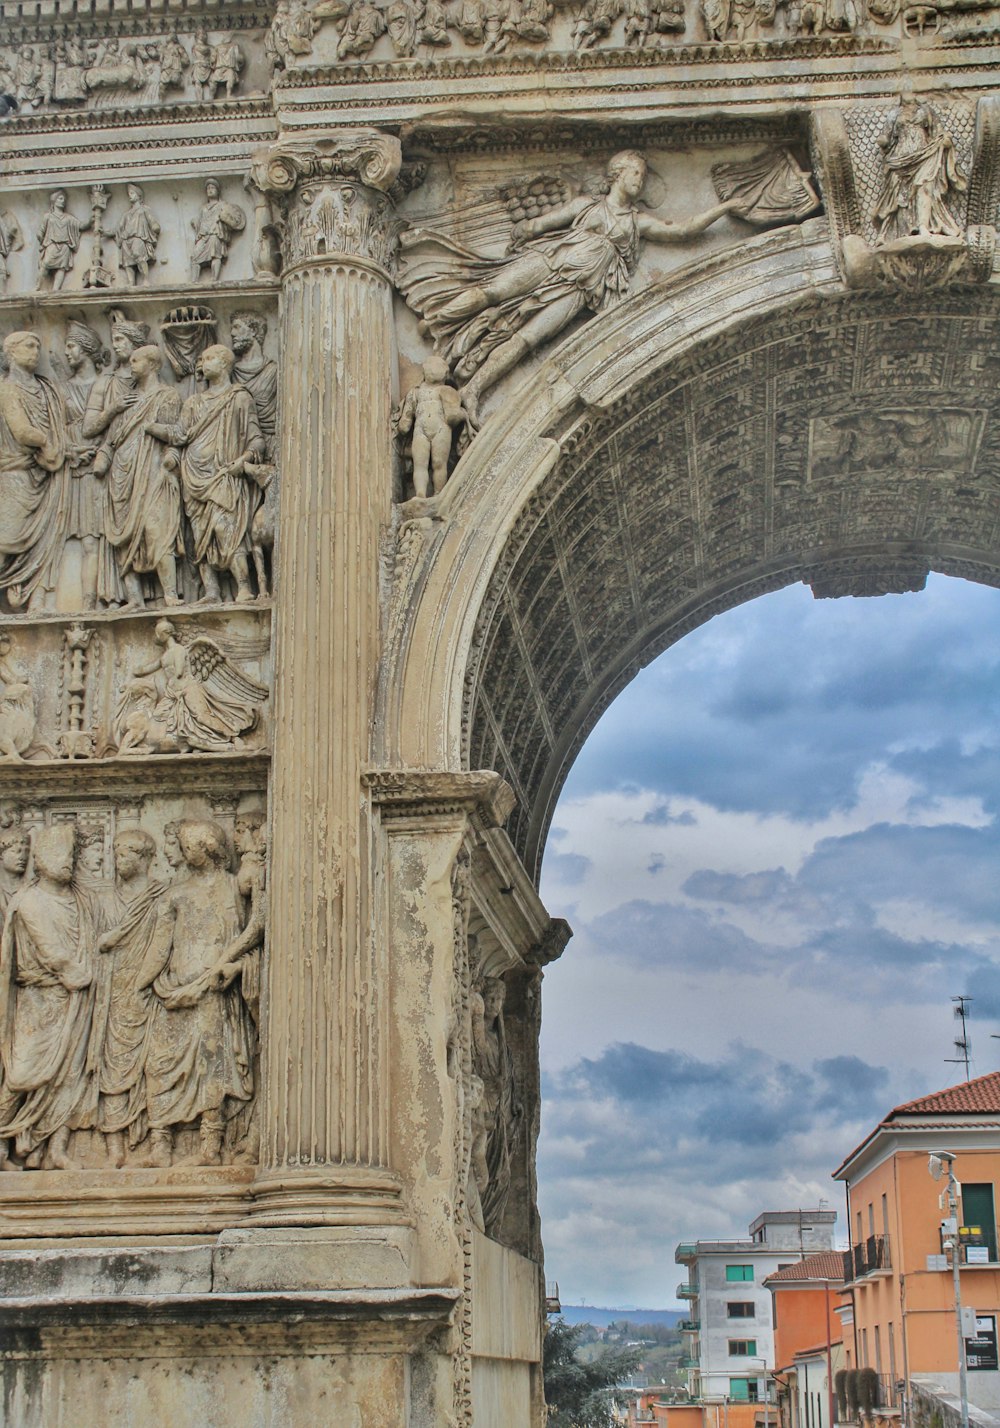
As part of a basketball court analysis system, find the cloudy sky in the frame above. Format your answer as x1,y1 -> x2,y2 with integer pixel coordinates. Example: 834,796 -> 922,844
536,573 -> 1000,1310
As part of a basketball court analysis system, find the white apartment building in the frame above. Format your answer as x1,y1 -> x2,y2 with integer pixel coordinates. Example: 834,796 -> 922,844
674,1209 -> 838,1405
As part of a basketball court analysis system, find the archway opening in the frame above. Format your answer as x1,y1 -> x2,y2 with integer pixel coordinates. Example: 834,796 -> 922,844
534,574 -> 1000,1311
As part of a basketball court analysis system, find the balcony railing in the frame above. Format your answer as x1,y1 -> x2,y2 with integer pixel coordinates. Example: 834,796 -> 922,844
677,1283 -> 699,1299
677,1319 -> 699,1333
842,1234 -> 891,1282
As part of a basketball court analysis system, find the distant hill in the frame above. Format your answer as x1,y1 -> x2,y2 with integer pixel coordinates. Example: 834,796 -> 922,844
555,1306 -> 683,1329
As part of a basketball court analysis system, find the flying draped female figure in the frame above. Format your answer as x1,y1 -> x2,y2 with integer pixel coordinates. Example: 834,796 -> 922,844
398,150 -> 741,425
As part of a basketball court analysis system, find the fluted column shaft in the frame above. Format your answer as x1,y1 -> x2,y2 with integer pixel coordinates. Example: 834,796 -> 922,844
249,133 -> 402,1221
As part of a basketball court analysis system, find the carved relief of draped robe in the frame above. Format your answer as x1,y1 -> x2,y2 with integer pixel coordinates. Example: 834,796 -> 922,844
144,868 -> 253,1130
91,879 -> 166,1143
167,384 -> 264,571
0,370 -> 70,604
0,882 -> 98,1151
104,383 -> 183,580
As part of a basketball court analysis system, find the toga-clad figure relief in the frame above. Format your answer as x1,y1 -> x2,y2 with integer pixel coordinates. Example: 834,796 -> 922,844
0,813 -> 262,1172
470,973 -> 521,1238
0,314 -> 278,616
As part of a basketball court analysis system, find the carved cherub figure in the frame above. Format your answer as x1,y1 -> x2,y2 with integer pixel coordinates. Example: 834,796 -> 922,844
393,355 -> 470,498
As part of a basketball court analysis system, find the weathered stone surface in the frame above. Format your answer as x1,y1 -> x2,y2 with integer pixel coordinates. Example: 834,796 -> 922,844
4,0 -> 1000,1417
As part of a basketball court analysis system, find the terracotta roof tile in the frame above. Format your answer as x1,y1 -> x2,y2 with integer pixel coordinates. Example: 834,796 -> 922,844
763,1252 -> 845,1284
888,1071 -> 1000,1117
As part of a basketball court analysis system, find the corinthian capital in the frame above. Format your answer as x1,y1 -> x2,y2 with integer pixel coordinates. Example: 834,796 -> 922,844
249,130 -> 404,275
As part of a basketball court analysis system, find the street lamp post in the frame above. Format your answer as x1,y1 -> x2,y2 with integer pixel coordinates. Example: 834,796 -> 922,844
929,1151 -> 971,1428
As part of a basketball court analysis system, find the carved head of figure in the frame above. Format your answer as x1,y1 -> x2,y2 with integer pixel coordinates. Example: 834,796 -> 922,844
153,618 -> 177,648
234,808 -> 265,857
3,331 -> 41,375
199,344 -> 234,384
126,182 -> 144,205
604,149 -> 647,203
0,827 -> 30,876
113,828 -> 155,882
49,189 -> 67,213
65,320 -> 109,375
480,975 -> 507,1021
178,819 -> 230,871
230,313 -> 267,357
162,820 -> 183,869
129,344 -> 164,382
76,826 -> 105,877
109,314 -> 150,365
33,824 -> 76,885
422,354 -> 449,386
204,178 -> 221,202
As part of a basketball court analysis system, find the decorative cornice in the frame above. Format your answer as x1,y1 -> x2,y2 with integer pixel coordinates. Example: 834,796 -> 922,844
364,769 -> 515,828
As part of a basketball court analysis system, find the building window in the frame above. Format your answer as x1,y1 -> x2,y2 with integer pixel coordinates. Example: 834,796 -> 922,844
882,1193 -> 889,1238
888,1322 -> 897,1387
729,1339 -> 758,1356
730,1378 -> 760,1402
728,1302 -> 755,1318
962,1183 -> 998,1261
726,1265 -> 754,1282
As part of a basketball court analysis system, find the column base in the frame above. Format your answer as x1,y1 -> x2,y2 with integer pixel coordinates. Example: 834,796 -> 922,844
244,1163 -> 411,1227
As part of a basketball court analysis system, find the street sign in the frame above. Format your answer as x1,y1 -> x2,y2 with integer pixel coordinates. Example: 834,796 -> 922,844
966,1315 -> 999,1371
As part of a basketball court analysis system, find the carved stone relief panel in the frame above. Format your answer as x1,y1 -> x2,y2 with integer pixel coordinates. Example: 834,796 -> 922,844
392,141 -> 817,482
812,94 -> 1000,289
0,302 -> 278,614
0,24 -> 273,116
264,0 -> 996,65
0,610 -> 270,762
0,178 -> 257,297
0,790 -> 264,1173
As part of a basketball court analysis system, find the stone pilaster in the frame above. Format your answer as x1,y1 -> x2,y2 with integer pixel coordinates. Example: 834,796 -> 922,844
246,132 -> 405,1229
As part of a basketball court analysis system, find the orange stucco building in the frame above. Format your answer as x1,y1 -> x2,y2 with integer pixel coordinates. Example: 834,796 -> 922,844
832,1071 -> 1000,1414
764,1253 -> 845,1428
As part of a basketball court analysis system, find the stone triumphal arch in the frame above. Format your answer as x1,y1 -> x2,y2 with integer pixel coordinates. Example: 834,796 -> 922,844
2,0 -> 1000,1422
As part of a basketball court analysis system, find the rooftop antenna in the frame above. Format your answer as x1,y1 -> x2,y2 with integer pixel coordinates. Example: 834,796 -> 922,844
946,996 -> 972,1081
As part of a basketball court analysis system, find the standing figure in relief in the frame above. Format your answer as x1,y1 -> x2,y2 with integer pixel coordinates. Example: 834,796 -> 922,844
0,210 -> 23,294
873,97 -> 968,243
141,819 -> 253,1167
213,805 -> 266,1027
157,37 -> 189,95
338,0 -> 386,56
62,319 -> 110,610
37,189 -> 91,291
393,355 -> 470,498
82,315 -> 150,608
114,618 -> 268,754
470,974 -> 520,1236
231,313 -> 278,461
208,35 -> 243,98
399,150 -> 738,425
14,46 -> 43,108
190,179 -> 246,283
0,824 -> 98,1170
91,830 -> 166,1165
0,824 -> 29,920
190,30 -> 213,101
0,330 -> 70,612
114,184 -> 160,288
0,634 -> 36,761
146,343 -> 264,602
102,344 -> 183,608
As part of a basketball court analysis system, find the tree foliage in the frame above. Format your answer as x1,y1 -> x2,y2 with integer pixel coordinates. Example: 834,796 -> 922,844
544,1318 -> 641,1427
